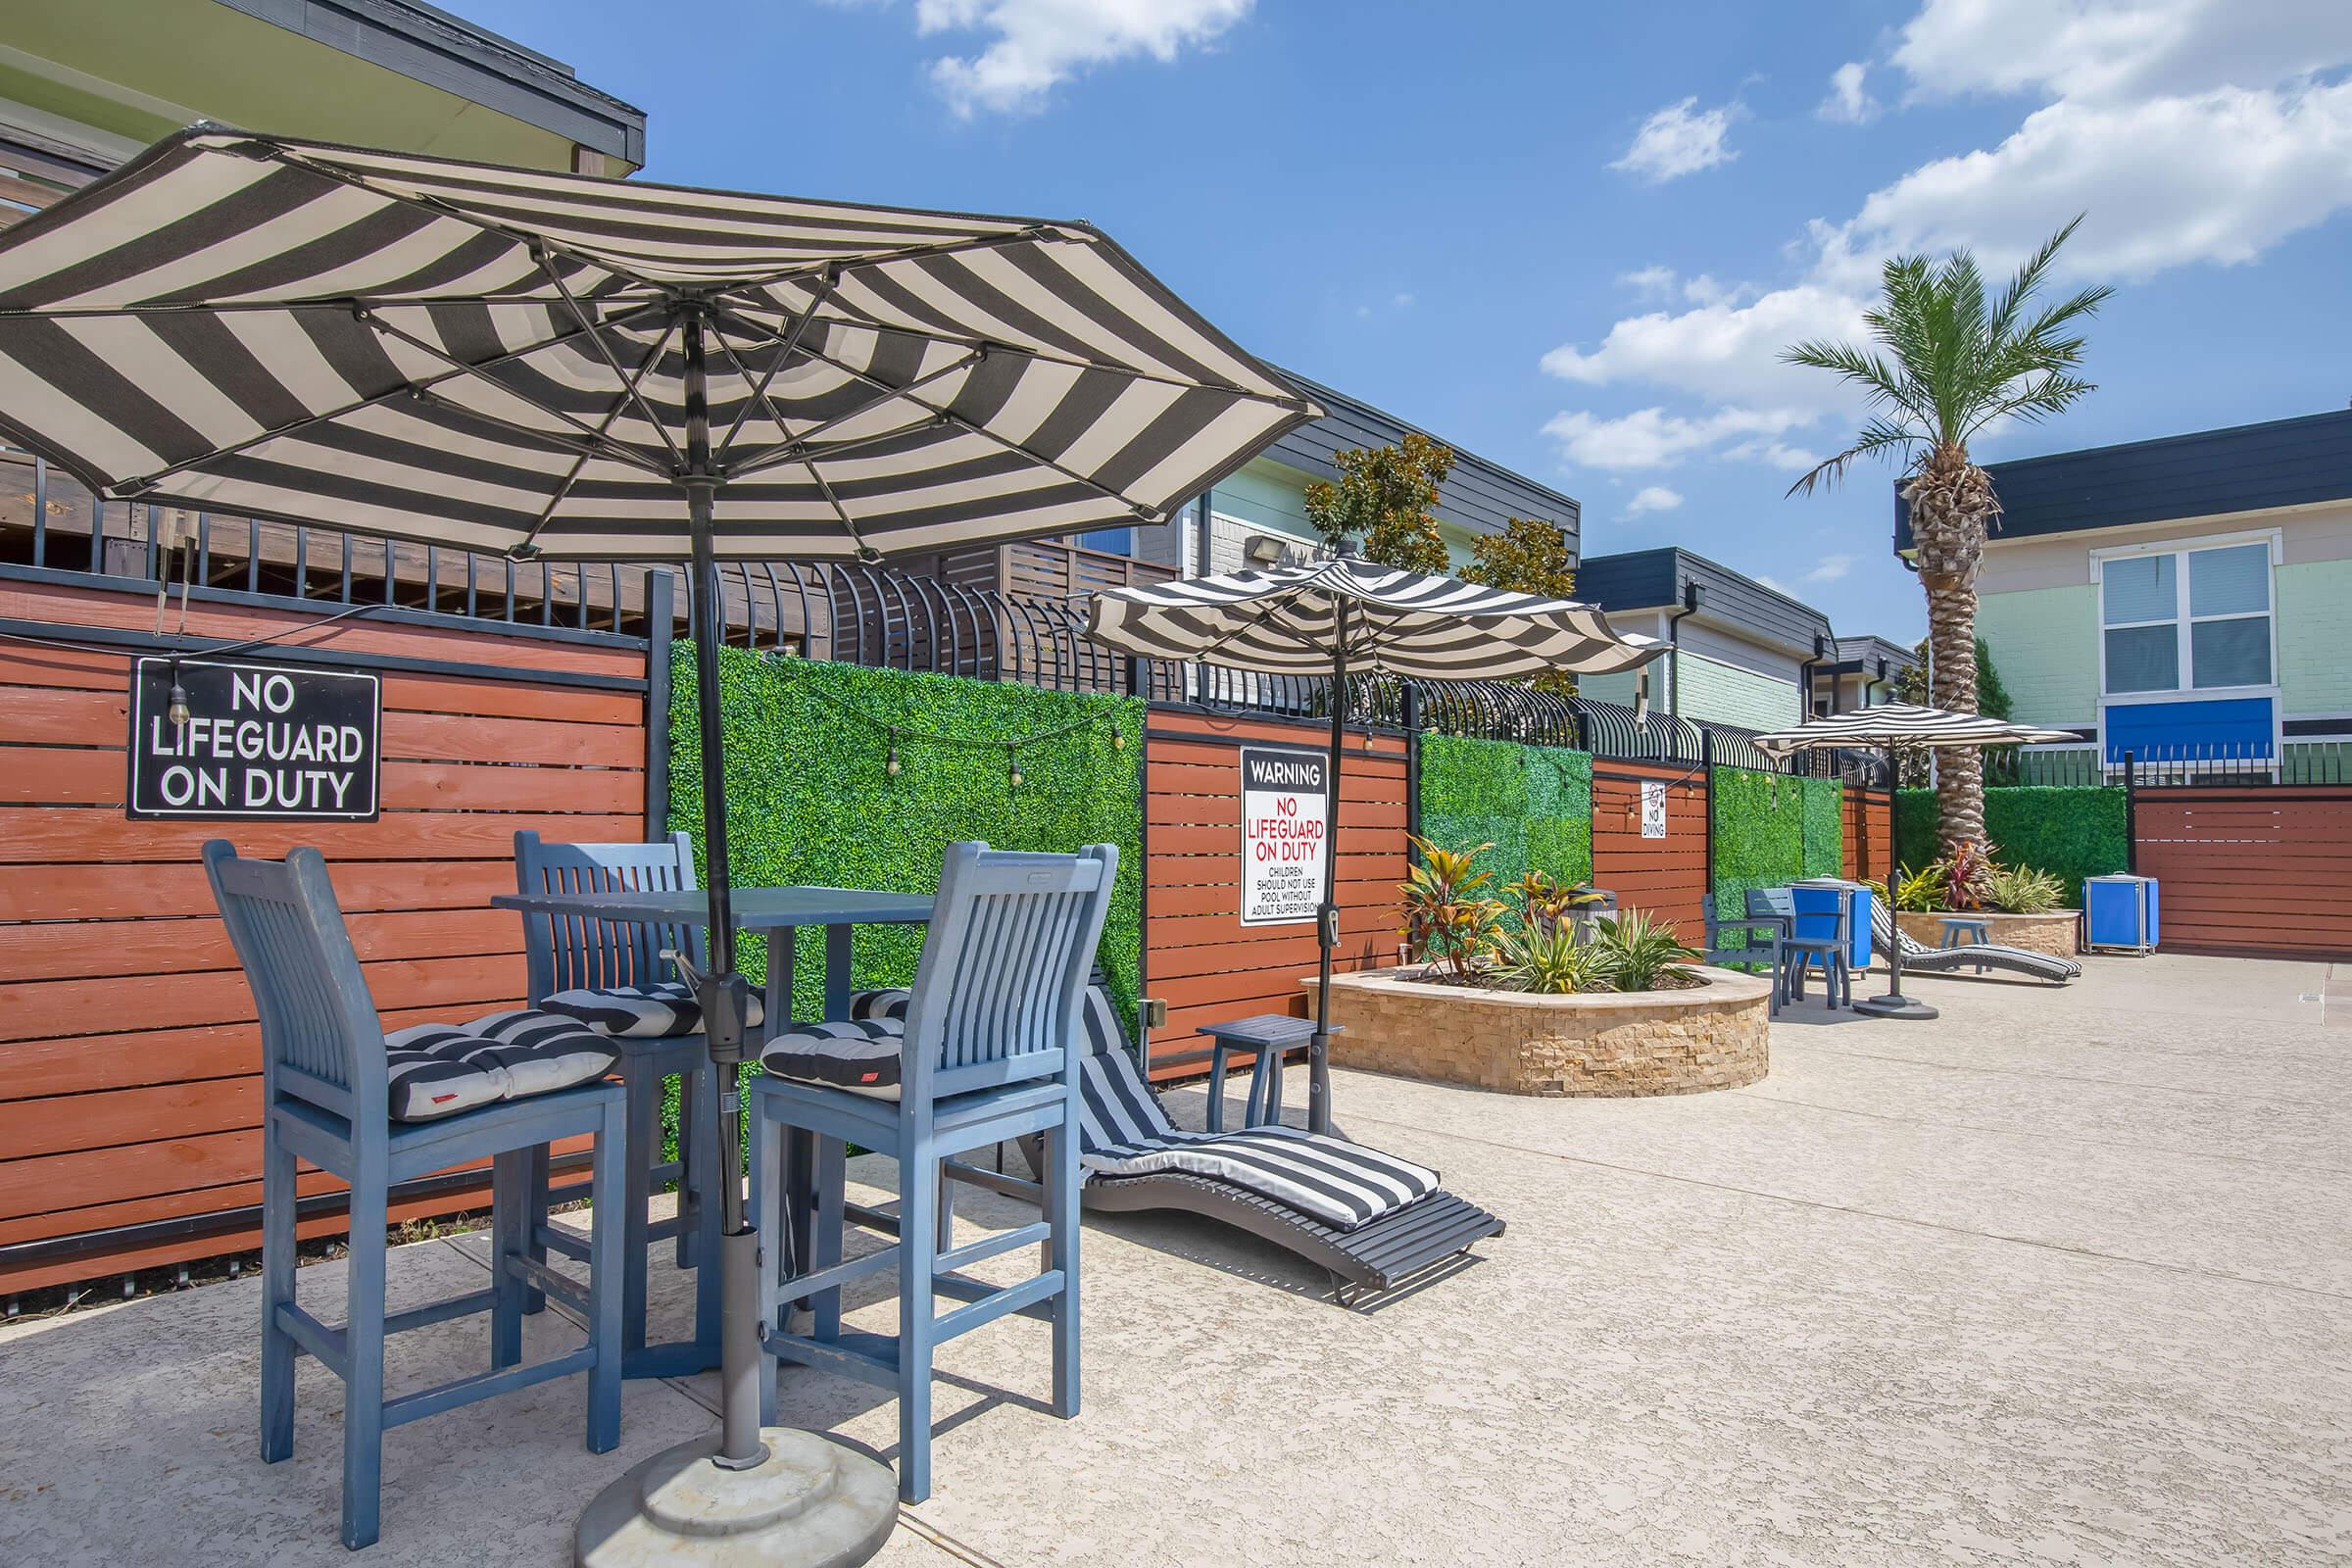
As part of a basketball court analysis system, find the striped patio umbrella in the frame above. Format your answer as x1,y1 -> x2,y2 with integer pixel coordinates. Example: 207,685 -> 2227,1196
1087,552 -> 1661,1135
0,125 -> 1316,1555
1752,703 -> 2077,1019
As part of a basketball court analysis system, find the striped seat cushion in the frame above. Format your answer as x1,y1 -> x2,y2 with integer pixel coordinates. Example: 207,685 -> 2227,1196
539,980 -> 764,1037
845,988 -> 909,1021
760,1018 -> 906,1098
383,1010 -> 619,1123
1076,1044 -> 1436,1230
846,983 -> 1128,1052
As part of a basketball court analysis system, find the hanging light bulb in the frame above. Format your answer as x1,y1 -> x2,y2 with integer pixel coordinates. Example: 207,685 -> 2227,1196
1007,745 -> 1024,791
1110,724 -> 1126,752
885,726 -> 901,777
167,662 -> 191,729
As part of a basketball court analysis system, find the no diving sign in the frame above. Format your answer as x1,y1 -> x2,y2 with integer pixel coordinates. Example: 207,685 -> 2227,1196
128,658 -> 380,821
1239,745 -> 1329,926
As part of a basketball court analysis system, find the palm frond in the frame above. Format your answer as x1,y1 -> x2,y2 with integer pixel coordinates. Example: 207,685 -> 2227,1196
1785,422 -> 1918,498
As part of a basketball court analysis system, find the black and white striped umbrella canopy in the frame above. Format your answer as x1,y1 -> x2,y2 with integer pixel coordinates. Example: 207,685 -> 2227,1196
1086,553 -> 1662,678
1751,704 -> 2079,755
0,127 -> 1316,561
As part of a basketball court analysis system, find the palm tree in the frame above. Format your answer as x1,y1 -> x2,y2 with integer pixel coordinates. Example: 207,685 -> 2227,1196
1783,218 -> 2112,854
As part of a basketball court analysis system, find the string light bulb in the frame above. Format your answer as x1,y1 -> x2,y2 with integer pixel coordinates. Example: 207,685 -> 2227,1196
1006,746 -> 1024,791
1109,724 -> 1125,752
885,726 -> 901,777
166,662 -> 191,729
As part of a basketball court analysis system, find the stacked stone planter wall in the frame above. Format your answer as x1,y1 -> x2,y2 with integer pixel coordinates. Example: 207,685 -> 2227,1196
1895,909 -> 2080,957
1304,967 -> 1772,1099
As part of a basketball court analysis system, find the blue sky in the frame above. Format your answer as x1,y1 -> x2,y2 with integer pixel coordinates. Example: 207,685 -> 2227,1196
474,0 -> 2352,643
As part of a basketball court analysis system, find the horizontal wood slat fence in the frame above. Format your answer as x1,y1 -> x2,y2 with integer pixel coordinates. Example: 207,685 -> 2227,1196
0,575 -> 656,1293
2132,785 -> 2352,957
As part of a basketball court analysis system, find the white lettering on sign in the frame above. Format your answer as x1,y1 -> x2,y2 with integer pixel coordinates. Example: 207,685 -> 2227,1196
128,658 -> 380,821
1641,780 -> 1668,839
1239,745 -> 1329,926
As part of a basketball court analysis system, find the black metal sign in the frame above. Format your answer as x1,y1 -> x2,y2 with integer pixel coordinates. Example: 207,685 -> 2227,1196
127,657 -> 381,821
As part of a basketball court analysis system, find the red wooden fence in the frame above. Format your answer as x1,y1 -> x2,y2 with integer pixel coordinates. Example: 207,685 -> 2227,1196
2133,784 -> 2352,957
1142,708 -> 1408,1075
1842,787 -> 1892,888
1591,760 -> 1709,939
0,578 -> 655,1292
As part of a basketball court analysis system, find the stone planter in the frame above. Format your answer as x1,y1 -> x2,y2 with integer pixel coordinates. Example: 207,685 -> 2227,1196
1301,965 -> 1772,1099
1896,908 -> 2080,957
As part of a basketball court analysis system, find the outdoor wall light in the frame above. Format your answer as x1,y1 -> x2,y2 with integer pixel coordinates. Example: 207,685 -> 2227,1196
1245,533 -> 1286,565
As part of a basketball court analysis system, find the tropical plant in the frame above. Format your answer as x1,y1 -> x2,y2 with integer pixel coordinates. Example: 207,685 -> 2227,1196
1487,919 -> 1611,995
1590,908 -> 1700,992
1783,218 -> 2112,856
1504,867 -> 1607,940
1889,862 -> 1949,913
1303,434 -> 1453,573
1398,834 -> 1506,979
1462,515 -> 1580,695
1936,838 -> 1997,911
1982,861 -> 2064,914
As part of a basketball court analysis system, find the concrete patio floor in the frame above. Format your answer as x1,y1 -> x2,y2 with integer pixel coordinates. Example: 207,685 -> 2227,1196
3,952 -> 2348,1565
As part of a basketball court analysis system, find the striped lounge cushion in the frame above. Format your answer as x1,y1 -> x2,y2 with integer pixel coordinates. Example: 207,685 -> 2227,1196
1076,1044 -> 1436,1230
383,1009 -> 619,1123
539,980 -> 764,1037
760,1019 -> 905,1098
847,983 -> 1128,1048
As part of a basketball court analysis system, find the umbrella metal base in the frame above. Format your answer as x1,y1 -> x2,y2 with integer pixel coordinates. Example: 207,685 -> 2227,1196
574,1429 -> 896,1567
1853,993 -> 1938,1020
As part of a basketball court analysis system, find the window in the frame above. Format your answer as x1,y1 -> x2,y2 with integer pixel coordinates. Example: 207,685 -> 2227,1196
2099,540 -> 2272,696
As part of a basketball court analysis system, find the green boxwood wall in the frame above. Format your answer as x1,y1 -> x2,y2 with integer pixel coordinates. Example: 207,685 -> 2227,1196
1418,734 -> 1593,894
1893,785 -> 2127,905
1710,767 -> 1844,916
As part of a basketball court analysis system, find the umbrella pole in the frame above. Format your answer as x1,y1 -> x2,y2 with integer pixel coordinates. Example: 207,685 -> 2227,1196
1853,743 -> 1936,1020
1309,628 -> 1347,1138
576,311 -> 895,1566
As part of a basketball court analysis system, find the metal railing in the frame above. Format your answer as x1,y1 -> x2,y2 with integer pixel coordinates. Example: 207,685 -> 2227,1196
1983,742 -> 2352,789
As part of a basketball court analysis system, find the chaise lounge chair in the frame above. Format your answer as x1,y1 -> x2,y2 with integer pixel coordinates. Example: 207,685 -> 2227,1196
849,981 -> 1503,1304
1869,901 -> 2081,984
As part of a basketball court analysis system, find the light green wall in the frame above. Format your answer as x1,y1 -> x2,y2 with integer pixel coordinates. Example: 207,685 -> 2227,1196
1214,457 -> 1475,566
2277,559 -> 2352,716
1976,584 -> 2099,724
1675,652 -> 1800,731
1579,669 -> 1637,708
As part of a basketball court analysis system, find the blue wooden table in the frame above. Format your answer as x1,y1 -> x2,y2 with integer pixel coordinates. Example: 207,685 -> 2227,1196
491,883 -> 934,1376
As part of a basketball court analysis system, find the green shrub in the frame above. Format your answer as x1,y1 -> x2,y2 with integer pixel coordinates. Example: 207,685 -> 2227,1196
665,649 -> 1144,1157
1711,767 -> 1844,914
1419,735 -> 1592,894
1894,785 -> 2126,906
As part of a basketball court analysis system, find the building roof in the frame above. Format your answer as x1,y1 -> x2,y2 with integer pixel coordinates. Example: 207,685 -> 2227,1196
1832,634 -> 1915,677
1894,408 -> 2352,550
1575,547 -> 1833,657
1261,367 -> 1582,546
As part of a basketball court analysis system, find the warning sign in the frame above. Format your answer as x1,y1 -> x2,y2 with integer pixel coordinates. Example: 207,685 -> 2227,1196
1239,745 -> 1330,926
127,657 -> 380,821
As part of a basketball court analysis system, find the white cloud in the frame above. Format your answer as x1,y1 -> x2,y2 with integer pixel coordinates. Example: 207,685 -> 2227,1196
915,0 -> 1253,117
1543,406 -> 1809,472
1611,97 -> 1742,182
1892,0 -> 2352,106
1723,437 -> 1824,472
1804,553 -> 1859,584
1624,485 -> 1684,516
1392,292 -> 1415,308
1819,61 -> 1881,122
1541,283 -> 1872,415
1754,573 -> 1800,597
1619,265 -> 1679,297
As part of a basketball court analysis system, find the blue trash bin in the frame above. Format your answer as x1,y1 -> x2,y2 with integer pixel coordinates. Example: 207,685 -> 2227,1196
1791,879 -> 1874,972
2082,875 -> 2159,955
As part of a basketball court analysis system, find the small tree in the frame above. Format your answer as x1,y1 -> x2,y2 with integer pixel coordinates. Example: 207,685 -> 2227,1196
1463,514 -> 1579,694
1894,636 -> 2010,718
1302,433 -> 1452,573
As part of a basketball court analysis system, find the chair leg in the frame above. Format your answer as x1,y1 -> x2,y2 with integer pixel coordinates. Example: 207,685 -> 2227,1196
259,1126 -> 297,1465
813,1138 -> 847,1345
489,1150 -> 526,1371
521,1143 -> 550,1316
673,1067 -> 696,1271
751,1103 -> 780,1427
897,1142 -> 937,1506
621,1059 -> 658,1356
586,1102 -> 624,1454
690,1063 -> 725,1357
1047,1114 -> 1080,1422
937,1161 -> 956,1253
340,1169 -> 389,1552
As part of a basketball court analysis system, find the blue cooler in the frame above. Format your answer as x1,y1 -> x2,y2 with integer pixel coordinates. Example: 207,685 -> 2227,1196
2082,875 -> 2159,955
1792,879 -> 1875,972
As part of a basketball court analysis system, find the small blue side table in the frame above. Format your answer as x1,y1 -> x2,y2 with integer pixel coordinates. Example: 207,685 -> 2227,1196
1200,1014 -> 1331,1133
1938,916 -> 1992,973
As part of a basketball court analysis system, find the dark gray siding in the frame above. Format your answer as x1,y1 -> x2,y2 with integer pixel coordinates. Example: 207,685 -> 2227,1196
1894,409 -> 2352,548
1578,547 -> 1832,656
1267,368 -> 1581,548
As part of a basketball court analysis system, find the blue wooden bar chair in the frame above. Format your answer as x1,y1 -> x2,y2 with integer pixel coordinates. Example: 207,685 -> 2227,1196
513,830 -> 738,1374
1701,892 -> 1789,1017
203,842 -> 626,1550
750,841 -> 1117,1504
1748,885 -> 1850,1008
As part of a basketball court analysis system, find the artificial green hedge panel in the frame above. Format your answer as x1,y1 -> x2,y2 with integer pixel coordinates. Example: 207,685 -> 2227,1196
1417,734 -> 1593,894
668,647 -> 1145,1022
1893,785 -> 2127,905
1710,767 -> 1844,916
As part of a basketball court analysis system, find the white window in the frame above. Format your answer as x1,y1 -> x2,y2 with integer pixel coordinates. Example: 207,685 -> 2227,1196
2099,539 -> 2274,697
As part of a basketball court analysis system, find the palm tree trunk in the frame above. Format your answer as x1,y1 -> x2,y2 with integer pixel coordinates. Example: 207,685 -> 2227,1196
1907,440 -> 1999,857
